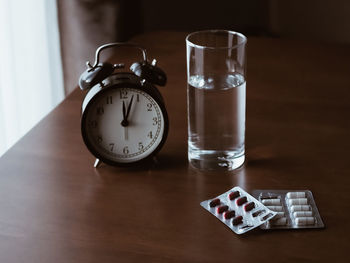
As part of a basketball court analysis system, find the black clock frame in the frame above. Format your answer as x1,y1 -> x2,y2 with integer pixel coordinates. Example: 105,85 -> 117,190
81,72 -> 169,167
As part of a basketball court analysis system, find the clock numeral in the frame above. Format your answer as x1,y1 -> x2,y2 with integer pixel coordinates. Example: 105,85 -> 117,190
147,103 -> 152,111
106,96 -> 113,104
109,143 -> 115,152
123,146 -> 129,154
97,136 -> 103,143
89,120 -> 98,128
138,142 -> 144,151
120,90 -> 128,99
147,131 -> 153,139
137,94 -> 140,102
96,107 -> 104,115
152,117 -> 158,125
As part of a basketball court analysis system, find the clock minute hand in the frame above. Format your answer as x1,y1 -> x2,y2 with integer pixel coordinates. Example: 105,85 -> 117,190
125,95 -> 134,120
121,95 -> 134,127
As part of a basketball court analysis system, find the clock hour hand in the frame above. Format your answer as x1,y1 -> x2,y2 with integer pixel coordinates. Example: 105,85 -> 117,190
121,95 -> 134,127
121,100 -> 128,127
121,101 -> 128,139
122,100 -> 126,119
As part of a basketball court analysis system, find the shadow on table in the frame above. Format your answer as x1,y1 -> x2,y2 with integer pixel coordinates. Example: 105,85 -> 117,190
91,152 -> 188,174
153,153 -> 188,170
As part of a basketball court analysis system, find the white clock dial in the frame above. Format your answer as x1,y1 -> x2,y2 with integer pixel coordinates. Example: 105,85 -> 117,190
83,87 -> 165,163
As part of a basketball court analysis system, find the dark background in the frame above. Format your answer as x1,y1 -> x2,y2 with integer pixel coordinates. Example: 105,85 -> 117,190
58,0 -> 350,94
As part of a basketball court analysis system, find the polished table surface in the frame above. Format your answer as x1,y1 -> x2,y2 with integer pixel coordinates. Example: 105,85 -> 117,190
1,31 -> 350,262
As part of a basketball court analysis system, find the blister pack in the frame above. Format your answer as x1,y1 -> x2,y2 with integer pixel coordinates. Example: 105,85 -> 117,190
200,186 -> 277,234
252,190 -> 325,229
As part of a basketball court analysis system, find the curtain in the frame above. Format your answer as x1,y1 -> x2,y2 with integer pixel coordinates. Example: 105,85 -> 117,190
57,0 -> 142,95
0,0 -> 64,156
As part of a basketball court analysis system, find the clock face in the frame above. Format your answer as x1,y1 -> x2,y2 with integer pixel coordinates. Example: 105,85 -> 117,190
82,86 -> 166,164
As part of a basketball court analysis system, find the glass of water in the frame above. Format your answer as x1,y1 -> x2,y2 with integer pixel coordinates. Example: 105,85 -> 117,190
186,30 -> 247,170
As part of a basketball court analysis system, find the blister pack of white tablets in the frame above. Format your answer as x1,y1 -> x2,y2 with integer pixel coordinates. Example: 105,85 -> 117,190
200,186 -> 277,234
252,190 -> 325,229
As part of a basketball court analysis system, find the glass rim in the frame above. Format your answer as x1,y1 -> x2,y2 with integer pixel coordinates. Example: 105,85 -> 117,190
186,29 -> 247,50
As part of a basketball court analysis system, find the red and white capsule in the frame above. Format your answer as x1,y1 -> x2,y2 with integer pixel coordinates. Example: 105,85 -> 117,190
244,202 -> 255,212
209,198 -> 221,208
228,191 -> 240,200
224,210 -> 236,219
236,196 -> 248,206
216,205 -> 229,214
232,216 -> 243,226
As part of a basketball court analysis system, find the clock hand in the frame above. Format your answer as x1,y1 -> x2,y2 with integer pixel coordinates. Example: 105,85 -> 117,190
121,101 -> 128,139
121,100 -> 128,127
121,95 -> 134,127
122,100 -> 126,119
122,95 -> 134,139
125,95 -> 134,120
124,126 -> 128,140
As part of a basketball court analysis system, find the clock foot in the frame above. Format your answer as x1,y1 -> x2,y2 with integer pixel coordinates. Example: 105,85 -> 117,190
94,158 -> 101,168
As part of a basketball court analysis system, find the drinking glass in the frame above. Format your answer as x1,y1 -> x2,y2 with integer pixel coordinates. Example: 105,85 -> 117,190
186,30 -> 247,170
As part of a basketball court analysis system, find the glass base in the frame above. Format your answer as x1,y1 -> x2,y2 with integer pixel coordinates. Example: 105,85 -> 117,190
188,149 -> 245,171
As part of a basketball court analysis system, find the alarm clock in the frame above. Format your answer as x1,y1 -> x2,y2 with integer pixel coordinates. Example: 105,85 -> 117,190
79,43 -> 169,167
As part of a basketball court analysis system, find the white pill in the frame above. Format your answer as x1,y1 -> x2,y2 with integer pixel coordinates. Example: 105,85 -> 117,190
266,205 -> 283,212
262,199 -> 281,206
295,217 -> 315,226
293,211 -> 313,217
274,212 -> 285,219
271,217 -> 287,226
286,192 -> 306,199
290,205 -> 311,212
288,198 -> 308,206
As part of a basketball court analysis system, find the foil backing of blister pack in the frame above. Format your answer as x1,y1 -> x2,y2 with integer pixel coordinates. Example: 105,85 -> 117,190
200,186 -> 277,234
252,190 -> 325,230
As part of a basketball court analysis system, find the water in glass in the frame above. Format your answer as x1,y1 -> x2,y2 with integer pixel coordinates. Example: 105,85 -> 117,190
187,73 -> 246,170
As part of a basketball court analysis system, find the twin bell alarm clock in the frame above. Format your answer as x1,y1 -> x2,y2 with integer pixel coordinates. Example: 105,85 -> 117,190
79,43 -> 169,167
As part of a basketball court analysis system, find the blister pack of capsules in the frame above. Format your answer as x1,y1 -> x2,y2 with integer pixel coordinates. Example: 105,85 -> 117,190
252,190 -> 324,229
200,186 -> 277,234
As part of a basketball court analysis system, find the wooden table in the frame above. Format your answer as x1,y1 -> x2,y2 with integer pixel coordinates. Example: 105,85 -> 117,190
0,31 -> 349,262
